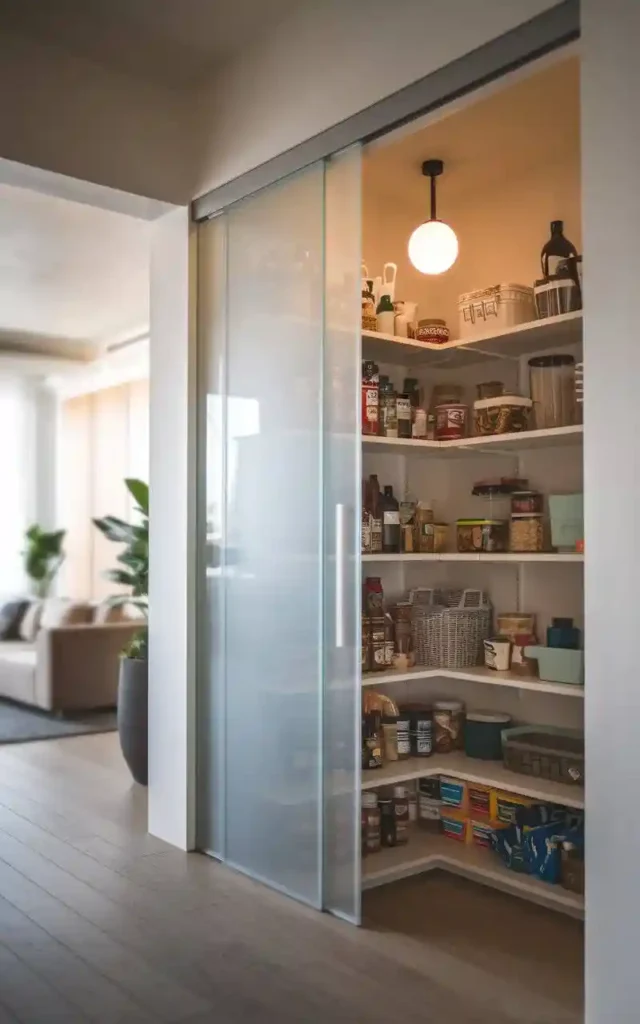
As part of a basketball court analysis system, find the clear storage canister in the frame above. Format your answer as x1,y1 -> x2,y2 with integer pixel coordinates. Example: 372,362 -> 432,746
528,354 -> 576,428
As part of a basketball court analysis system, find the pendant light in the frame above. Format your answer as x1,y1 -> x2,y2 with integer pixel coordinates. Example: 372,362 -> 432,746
408,159 -> 458,275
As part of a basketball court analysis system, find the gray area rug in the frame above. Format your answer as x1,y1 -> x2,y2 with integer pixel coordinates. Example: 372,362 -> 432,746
0,698 -> 117,744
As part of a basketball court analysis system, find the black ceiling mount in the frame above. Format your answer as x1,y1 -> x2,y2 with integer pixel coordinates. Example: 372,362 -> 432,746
421,159 -> 445,220
421,159 -> 444,178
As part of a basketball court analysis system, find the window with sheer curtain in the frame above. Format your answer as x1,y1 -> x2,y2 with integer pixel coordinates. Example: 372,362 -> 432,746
57,379 -> 149,600
0,379 -> 30,596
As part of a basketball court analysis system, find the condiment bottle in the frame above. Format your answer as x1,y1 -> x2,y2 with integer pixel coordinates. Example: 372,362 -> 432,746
382,715 -> 399,761
361,479 -> 372,554
376,293 -> 395,334
368,475 -> 383,553
363,576 -> 384,616
379,795 -> 396,847
361,792 -> 381,855
379,379 -> 398,437
380,485 -> 400,553
396,714 -> 411,759
361,361 -> 379,436
362,711 -> 383,768
396,392 -> 412,438
393,786 -> 410,845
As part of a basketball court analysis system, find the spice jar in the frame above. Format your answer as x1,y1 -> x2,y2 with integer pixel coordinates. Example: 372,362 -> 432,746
415,502 -> 434,552
382,715 -> 399,761
509,514 -> 544,552
379,379 -> 398,437
362,712 -> 383,769
393,786 -> 410,845
379,795 -> 396,847
396,713 -> 411,759
433,700 -> 465,753
361,792 -> 381,855
396,393 -> 412,438
364,576 -> 384,616
410,707 -> 433,757
369,617 -> 386,672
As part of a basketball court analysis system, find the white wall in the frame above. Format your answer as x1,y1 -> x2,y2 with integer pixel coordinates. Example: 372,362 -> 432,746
148,208 -> 196,850
194,0 -> 563,194
582,0 -> 640,1017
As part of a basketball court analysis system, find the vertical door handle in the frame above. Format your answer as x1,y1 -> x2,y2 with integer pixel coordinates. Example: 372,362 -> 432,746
335,503 -> 347,648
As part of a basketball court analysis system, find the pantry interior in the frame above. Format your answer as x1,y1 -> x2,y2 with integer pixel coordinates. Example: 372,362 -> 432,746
359,51 -> 584,920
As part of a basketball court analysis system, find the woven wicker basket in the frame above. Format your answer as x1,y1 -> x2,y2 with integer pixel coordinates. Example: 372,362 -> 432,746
411,588 -> 491,669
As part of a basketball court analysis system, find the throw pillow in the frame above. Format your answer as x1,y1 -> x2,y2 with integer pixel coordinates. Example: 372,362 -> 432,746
0,599 -> 29,640
40,599 -> 93,630
19,600 -> 43,642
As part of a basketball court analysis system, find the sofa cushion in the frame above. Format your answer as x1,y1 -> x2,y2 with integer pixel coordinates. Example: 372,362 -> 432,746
0,641 -> 37,704
40,599 -> 93,630
0,599 -> 29,640
19,600 -> 43,641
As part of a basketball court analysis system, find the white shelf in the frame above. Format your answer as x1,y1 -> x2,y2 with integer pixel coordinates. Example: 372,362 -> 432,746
362,552 -> 584,564
362,665 -> 584,699
362,831 -> 584,918
362,310 -> 582,367
361,751 -> 584,808
362,424 -> 583,457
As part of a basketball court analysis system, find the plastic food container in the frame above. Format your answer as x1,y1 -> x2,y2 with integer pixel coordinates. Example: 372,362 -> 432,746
433,523 -> 449,553
534,274 -> 582,319
529,354 -> 576,429
457,518 -> 507,553
549,493 -> 583,551
415,318 -> 450,344
511,491 -> 543,515
464,711 -> 512,760
509,514 -> 544,552
458,283 -> 535,339
496,612 -> 536,636
435,402 -> 468,440
524,645 -> 584,686
474,395 -> 532,436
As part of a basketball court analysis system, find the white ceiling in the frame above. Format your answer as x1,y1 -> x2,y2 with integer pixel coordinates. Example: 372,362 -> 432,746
0,0 -> 301,88
0,182 -> 149,360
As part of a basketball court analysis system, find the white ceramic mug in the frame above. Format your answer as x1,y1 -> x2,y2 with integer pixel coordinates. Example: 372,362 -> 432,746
483,636 -> 512,671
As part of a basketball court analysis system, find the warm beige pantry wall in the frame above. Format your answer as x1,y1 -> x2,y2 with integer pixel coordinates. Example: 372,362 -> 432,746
363,155 -> 581,332
193,0 -> 564,195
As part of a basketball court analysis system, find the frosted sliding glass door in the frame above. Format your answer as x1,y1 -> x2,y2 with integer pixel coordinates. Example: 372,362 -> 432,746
198,148 -> 361,917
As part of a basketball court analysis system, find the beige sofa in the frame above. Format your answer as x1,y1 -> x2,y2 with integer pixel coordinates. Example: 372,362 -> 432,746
0,617 -> 140,713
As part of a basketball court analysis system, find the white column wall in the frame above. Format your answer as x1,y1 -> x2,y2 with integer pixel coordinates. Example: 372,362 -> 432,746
148,207 -> 197,849
582,0 -> 640,1018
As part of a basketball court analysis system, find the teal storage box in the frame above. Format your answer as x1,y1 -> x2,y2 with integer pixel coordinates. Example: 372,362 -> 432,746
525,645 -> 584,686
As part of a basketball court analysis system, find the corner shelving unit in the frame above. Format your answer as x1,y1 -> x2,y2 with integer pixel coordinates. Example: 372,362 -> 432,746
361,310 -> 585,918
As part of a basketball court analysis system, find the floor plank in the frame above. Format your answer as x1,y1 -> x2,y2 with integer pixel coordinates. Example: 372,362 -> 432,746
0,734 -> 583,1023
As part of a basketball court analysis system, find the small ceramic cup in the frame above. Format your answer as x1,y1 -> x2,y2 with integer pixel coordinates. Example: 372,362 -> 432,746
483,636 -> 512,672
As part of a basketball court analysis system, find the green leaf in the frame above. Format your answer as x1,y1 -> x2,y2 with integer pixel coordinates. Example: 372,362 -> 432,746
104,569 -> 138,587
125,479 -> 149,515
93,516 -> 136,544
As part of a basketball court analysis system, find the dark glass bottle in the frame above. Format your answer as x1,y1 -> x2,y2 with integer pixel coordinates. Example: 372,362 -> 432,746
381,485 -> 400,553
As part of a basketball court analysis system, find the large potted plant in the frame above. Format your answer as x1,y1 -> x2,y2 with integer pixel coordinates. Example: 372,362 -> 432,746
93,478 -> 149,785
23,525 -> 66,597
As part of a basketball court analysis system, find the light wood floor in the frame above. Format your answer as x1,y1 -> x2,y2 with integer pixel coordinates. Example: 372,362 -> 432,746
0,733 -> 583,1023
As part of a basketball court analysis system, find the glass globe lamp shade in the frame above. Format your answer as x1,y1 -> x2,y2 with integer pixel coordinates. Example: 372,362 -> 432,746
408,219 -> 459,275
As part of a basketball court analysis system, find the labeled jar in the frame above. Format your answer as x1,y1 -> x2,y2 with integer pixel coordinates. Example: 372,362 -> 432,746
382,715 -> 399,762
509,513 -> 544,552
362,711 -> 383,769
396,714 -> 411,759
396,393 -> 412,438
379,381 -> 398,437
379,795 -> 396,847
361,617 -> 371,672
411,707 -> 433,757
369,617 -> 386,672
361,792 -> 381,855
415,503 -> 435,552
361,361 -> 379,436
435,402 -> 468,441
433,699 -> 465,753
393,786 -> 410,845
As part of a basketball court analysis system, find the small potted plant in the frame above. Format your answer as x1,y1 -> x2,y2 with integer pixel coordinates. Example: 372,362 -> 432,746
23,525 -> 66,597
93,479 -> 148,785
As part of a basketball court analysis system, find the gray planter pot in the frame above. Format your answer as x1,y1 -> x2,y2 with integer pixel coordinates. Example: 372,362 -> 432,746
118,657 -> 148,786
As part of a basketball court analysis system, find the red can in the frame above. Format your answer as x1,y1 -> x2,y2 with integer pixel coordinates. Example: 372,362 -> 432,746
435,402 -> 468,441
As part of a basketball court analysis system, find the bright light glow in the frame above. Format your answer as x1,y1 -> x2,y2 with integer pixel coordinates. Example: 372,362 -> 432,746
408,219 -> 459,275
